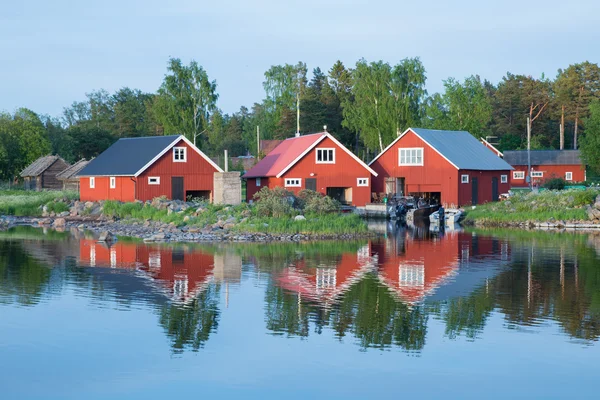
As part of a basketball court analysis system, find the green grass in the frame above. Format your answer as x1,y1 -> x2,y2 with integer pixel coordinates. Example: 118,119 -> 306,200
0,190 -> 78,216
233,213 -> 369,235
463,189 -> 599,225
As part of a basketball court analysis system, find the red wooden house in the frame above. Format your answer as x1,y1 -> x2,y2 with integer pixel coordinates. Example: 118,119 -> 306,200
369,128 -> 513,207
78,135 -> 223,202
503,150 -> 585,188
243,132 -> 377,206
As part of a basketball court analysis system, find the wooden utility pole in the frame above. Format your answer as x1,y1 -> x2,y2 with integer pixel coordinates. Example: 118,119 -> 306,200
527,117 -> 532,189
224,149 -> 228,172
256,126 -> 260,159
296,93 -> 300,137
560,105 -> 565,150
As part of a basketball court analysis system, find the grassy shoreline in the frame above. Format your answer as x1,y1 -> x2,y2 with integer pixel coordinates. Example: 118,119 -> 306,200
0,190 -> 78,216
463,189 -> 600,226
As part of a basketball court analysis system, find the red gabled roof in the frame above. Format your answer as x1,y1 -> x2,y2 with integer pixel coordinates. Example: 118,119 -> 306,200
243,133 -> 326,178
244,132 -> 378,178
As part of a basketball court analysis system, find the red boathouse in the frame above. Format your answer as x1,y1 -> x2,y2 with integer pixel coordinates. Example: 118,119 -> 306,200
503,150 -> 586,188
243,131 -> 378,207
78,135 -> 223,202
369,128 -> 513,207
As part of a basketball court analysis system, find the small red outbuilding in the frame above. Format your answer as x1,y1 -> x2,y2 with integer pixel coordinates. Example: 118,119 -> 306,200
503,150 -> 586,187
78,135 -> 223,202
243,131 -> 378,207
369,128 -> 514,207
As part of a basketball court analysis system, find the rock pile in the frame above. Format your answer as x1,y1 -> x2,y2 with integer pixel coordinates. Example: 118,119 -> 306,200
585,195 -> 600,222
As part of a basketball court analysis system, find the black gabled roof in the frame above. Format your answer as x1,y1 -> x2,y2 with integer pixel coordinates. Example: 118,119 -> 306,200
503,150 -> 582,166
78,135 -> 181,176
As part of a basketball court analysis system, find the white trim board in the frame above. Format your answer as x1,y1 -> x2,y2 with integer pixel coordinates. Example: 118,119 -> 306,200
481,138 -> 504,157
276,133 -> 378,178
134,135 -> 224,177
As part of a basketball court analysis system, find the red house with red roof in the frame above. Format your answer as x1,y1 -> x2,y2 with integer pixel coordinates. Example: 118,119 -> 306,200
369,128 -> 513,207
243,132 -> 377,206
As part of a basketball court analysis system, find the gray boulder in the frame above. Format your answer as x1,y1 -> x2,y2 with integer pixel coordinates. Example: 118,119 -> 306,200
53,218 -> 66,227
98,231 -> 116,243
294,215 -> 306,221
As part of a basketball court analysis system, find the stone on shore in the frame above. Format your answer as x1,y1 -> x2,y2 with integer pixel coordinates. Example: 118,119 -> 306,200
294,215 -> 306,221
98,231 -> 116,243
53,218 -> 66,227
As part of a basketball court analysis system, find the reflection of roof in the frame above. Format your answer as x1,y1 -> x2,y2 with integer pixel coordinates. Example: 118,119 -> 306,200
370,128 -> 514,171
503,150 -> 582,166
20,155 -> 68,177
56,159 -> 90,180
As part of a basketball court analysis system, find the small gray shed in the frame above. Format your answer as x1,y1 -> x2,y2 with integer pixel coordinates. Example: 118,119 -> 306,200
20,155 -> 70,191
56,159 -> 90,192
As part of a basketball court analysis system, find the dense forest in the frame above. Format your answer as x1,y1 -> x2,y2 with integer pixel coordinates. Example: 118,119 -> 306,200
1,57 -> 600,181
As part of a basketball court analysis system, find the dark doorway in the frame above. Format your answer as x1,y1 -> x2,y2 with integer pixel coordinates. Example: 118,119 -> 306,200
326,187 -> 352,205
492,177 -> 499,202
305,178 -> 317,192
471,177 -> 479,205
186,190 -> 211,202
172,177 -> 184,201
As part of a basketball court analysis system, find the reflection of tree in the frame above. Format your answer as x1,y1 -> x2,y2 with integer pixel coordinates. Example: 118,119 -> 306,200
331,274 -> 427,351
434,288 -> 495,340
264,282 -> 311,337
0,239 -> 51,306
158,285 -> 221,353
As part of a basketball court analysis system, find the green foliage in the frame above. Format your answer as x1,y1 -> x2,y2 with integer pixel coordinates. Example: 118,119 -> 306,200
234,213 -> 368,235
580,100 -> 600,174
153,58 -> 218,149
463,189 -> 600,224
253,186 -> 295,218
543,177 -> 567,190
297,189 -> 341,214
44,200 -> 70,214
0,190 -> 78,216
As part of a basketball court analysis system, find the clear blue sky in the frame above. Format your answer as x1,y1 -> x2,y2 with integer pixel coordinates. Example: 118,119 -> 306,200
1,0 -> 598,119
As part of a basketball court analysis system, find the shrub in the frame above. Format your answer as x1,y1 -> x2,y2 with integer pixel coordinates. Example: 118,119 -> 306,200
543,178 -> 566,191
300,190 -> 341,215
252,186 -> 294,218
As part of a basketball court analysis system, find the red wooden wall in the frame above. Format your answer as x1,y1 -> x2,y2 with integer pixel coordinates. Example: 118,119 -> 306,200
246,136 -> 373,206
509,164 -> 586,187
457,170 -> 511,206
79,139 -> 219,202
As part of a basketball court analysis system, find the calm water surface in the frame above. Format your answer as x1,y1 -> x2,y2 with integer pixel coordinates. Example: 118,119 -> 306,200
1,224 -> 599,399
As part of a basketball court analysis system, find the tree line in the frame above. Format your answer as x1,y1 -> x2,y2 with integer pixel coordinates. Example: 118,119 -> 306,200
2,57 -> 600,181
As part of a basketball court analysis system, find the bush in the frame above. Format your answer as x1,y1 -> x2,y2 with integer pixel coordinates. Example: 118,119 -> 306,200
543,178 -> 566,191
252,187 -> 295,218
298,190 -> 341,215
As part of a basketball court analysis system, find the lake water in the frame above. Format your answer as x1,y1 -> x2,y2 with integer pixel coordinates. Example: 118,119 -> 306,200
1,224 -> 599,399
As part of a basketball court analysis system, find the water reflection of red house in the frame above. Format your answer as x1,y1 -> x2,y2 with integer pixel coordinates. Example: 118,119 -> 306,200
79,239 -> 215,303
374,230 -> 511,304
373,232 -> 461,304
276,243 -> 374,306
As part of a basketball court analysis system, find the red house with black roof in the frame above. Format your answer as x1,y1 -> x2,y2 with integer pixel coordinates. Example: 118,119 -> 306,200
243,131 -> 378,207
503,150 -> 585,187
369,128 -> 513,207
78,135 -> 223,202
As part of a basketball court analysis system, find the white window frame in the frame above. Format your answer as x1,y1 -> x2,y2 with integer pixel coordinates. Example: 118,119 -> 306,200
89,177 -> 95,189
316,148 -> 335,164
357,178 -> 369,187
398,148 -> 423,166
173,147 -> 187,162
501,175 -> 508,184
256,177 -> 261,187
110,176 -> 116,189
284,178 -> 302,187
513,171 -> 525,180
148,177 -> 160,185
461,174 -> 469,184
565,172 -> 573,181
530,171 -> 544,178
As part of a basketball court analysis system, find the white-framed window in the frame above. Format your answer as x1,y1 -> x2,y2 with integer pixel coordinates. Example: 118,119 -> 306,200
89,177 -> 95,189
399,264 -> 425,288
461,174 -> 469,184
110,177 -> 116,189
357,178 -> 369,187
256,177 -> 261,187
173,147 -> 187,162
565,172 -> 573,181
531,171 -> 543,178
513,171 -> 525,179
110,248 -> 117,268
316,267 -> 337,290
284,178 -> 301,187
316,148 -> 335,164
501,175 -> 508,183
148,177 -> 160,185
398,148 -> 423,166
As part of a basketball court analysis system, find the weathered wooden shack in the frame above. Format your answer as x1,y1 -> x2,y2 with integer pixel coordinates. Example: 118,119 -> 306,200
20,155 -> 70,191
56,159 -> 90,192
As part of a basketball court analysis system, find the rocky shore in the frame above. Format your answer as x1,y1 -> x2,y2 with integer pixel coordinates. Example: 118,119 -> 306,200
0,198 -> 375,242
